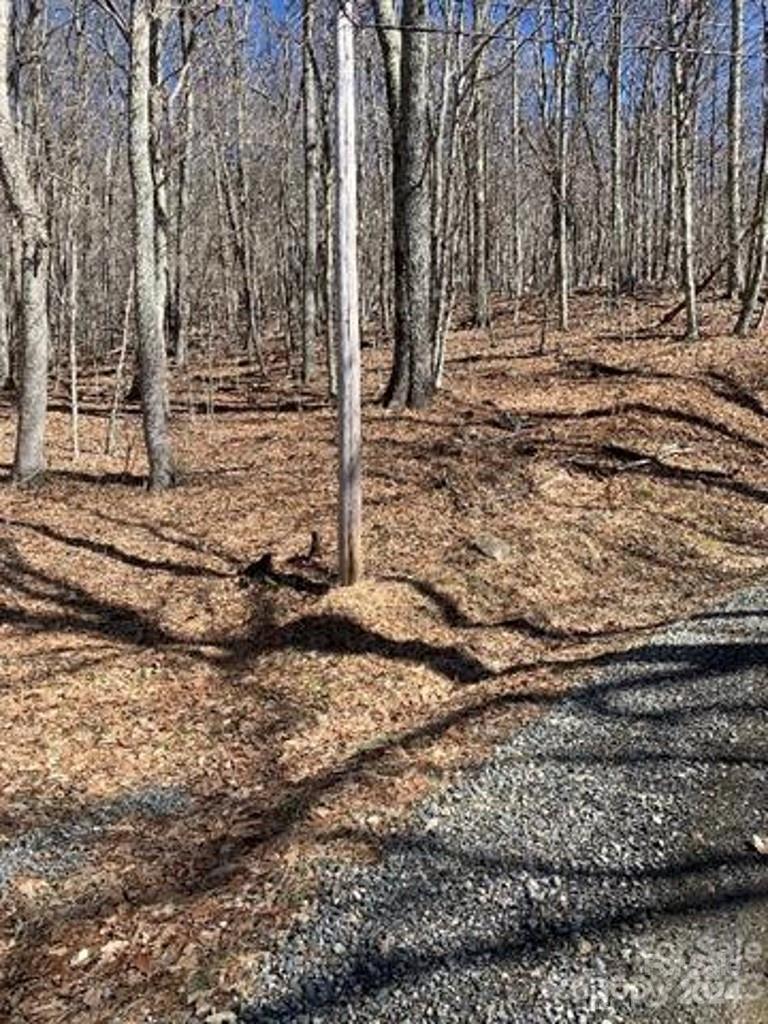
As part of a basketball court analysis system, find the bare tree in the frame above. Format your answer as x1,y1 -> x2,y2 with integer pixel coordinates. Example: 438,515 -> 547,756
470,0 -> 491,328
0,0 -> 49,484
302,0 -> 320,383
736,0 -> 768,335
129,0 -> 175,489
374,0 -> 434,408
0,253 -> 10,388
667,0 -> 705,340
727,0 -> 744,297
610,0 -> 626,294
169,0 -> 196,367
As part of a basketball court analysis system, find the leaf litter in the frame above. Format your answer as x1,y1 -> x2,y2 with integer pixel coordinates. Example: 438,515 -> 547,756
1,292 -> 767,1021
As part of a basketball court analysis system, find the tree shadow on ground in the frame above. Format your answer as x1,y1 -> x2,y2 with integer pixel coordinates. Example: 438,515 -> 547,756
217,612 -> 490,684
239,833 -> 768,1021
486,400 -> 766,453
390,575 -> 677,643
5,517 -> 233,579
3,524 -> 768,873
3,541 -> 768,1018
0,462 -> 146,487
237,642 -> 768,1020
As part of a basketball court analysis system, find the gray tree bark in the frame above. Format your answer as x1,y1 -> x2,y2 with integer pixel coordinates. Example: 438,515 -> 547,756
0,0 -> 49,484
129,0 -> 175,490
610,0 -> 626,294
149,14 -> 169,355
378,0 -> 433,408
553,0 -> 578,332
510,18 -> 523,325
170,0 -> 194,367
470,0 -> 490,328
302,0 -> 319,383
736,0 -> 768,335
727,0 -> 744,297
668,0 -> 699,340
0,257 -> 9,388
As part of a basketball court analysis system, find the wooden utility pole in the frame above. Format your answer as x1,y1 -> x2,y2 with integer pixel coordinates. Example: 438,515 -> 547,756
335,0 -> 362,585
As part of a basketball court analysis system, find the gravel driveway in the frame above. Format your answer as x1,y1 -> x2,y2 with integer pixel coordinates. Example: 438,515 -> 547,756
241,586 -> 768,1023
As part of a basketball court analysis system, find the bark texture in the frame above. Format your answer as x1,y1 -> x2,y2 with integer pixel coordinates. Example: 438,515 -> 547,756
0,0 -> 49,484
129,0 -> 175,490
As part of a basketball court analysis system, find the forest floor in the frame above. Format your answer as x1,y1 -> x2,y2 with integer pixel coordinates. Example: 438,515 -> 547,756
1,291 -> 768,1023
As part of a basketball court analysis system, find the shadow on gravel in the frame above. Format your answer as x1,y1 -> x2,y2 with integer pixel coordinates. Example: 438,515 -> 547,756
238,612 -> 768,1021
241,871 -> 768,1023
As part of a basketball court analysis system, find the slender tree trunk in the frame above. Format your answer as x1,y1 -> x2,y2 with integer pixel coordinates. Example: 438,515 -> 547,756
669,2 -> 699,340
610,0 -> 625,294
0,262 -> 9,388
150,23 -> 169,358
68,237 -> 79,459
129,0 -> 175,490
471,0 -> 490,327
511,19 -> 523,325
302,0 -> 319,382
736,2 -> 768,335
105,270 -> 134,455
430,1 -> 460,382
664,82 -> 680,285
322,135 -> 337,397
553,0 -> 578,332
727,0 -> 745,297
170,2 -> 194,366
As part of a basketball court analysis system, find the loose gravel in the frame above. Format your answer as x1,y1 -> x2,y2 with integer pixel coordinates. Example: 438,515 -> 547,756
241,587 -> 768,1023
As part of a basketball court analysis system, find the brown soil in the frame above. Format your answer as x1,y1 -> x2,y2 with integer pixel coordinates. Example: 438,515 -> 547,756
2,293 -> 768,1022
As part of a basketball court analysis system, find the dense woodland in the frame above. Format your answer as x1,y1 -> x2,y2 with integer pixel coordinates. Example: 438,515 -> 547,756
0,0 -> 767,490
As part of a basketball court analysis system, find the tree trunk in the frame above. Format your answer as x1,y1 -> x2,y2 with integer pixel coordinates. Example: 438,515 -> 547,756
14,236 -> 49,482
382,0 -> 433,408
149,15 -> 169,356
322,129 -> 337,397
302,0 -> 319,383
669,2 -> 699,340
554,0 -> 578,332
0,0 -> 49,484
105,269 -> 134,455
0,261 -> 9,388
511,18 -> 523,324
471,0 -> 490,327
727,0 -> 744,297
129,0 -> 175,490
736,1 -> 768,335
430,0 -> 460,383
68,237 -> 79,459
170,2 -> 194,367
610,0 -> 626,294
